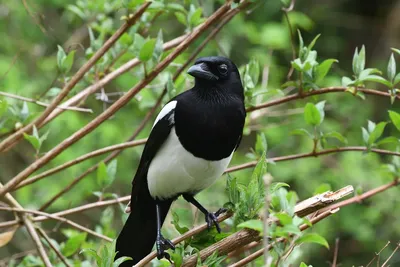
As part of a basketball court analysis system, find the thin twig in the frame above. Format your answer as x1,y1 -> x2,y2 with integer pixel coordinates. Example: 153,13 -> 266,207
0,206 -> 112,242
332,238 -> 339,267
366,241 -> 391,267
23,216 -> 52,267
37,227 -> 72,267
0,91 -> 92,113
282,0 -> 297,80
0,2 -> 151,152
381,242 -> 400,267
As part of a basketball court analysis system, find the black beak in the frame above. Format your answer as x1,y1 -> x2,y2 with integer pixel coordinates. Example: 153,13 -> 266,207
187,63 -> 219,81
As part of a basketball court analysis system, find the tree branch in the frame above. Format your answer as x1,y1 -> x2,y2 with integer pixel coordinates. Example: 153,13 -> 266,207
0,91 -> 92,113
37,227 -> 72,267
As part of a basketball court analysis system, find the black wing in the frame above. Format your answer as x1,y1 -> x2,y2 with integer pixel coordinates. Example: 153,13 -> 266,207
130,107 -> 175,202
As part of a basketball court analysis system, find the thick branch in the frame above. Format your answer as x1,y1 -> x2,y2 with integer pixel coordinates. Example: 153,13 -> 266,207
0,2 -> 151,152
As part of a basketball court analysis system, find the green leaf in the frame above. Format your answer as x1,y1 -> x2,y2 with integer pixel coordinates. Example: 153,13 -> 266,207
153,30 -> 164,62
139,39 -> 156,62
113,256 -> 133,267
67,5 -> 86,19
388,53 -> 396,82
269,182 -> 290,194
376,136 -> 399,146
105,159 -> 118,187
275,213 -> 292,226
361,127 -> 369,145
291,128 -> 313,139
281,224 -> 301,235
341,76 -> 354,87
313,183 -> 331,195
324,131 -> 347,144
368,122 -> 387,145
352,47 -> 359,75
57,45 -> 66,71
307,34 -> 321,51
20,101 -> 30,121
237,219 -> 263,232
175,12 -> 187,25
304,103 -> 321,126
23,133 -> 40,151
389,110 -> 400,131
392,48 -> 400,55
62,232 -> 87,257
255,133 -> 267,154
295,233 -> 329,249
315,101 -> 326,123
63,50 -> 76,74
167,3 -> 187,13
299,262 -> 312,267
367,120 -> 376,133
189,7 -> 202,26
362,75 -> 392,87
80,249 -> 102,266
353,45 -> 365,76
315,59 -> 337,82
97,162 -> 108,188
394,73 -> 400,86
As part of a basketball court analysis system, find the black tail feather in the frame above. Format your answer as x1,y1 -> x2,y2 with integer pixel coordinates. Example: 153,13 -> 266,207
115,187 -> 172,266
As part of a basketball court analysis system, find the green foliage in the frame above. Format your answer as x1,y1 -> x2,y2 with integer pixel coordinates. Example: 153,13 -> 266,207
81,240 -> 131,267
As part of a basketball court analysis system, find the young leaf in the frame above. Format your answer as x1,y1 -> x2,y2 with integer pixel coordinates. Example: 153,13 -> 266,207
315,101 -> 326,123
354,45 -> 366,76
307,34 -> 321,51
394,73 -> 400,86
341,76 -> 354,87
304,103 -> 321,126
362,75 -> 392,87
392,47 -> 400,55
23,133 -> 40,151
352,47 -> 359,75
290,128 -> 313,139
376,136 -> 399,146
361,127 -> 369,145
388,53 -> 396,82
175,12 -> 187,25
315,59 -> 338,82
139,39 -> 156,62
105,159 -> 118,187
388,110 -> 400,131
63,50 -> 76,74
80,249 -> 102,266
153,30 -> 164,62
57,45 -> 66,71
189,7 -> 202,26
97,161 -> 108,187
368,122 -> 387,145
367,120 -> 376,133
269,182 -> 290,194
237,219 -> 263,232
324,131 -> 347,144
113,256 -> 133,267
62,232 -> 87,257
0,100 -> 8,118
275,213 -> 293,226
295,233 -> 329,249
255,133 -> 267,154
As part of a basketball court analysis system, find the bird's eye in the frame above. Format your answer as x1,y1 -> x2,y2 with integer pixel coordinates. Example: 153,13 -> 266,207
218,64 -> 228,75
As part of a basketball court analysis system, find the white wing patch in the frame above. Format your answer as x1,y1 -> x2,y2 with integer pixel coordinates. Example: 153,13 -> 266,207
152,100 -> 177,128
147,128 -> 233,200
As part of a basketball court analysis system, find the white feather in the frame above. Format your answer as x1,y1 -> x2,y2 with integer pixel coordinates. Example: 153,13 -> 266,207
147,128 -> 233,200
152,101 -> 177,128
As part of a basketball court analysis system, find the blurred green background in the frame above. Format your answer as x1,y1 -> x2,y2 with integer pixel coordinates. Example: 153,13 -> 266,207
1,0 -> 400,266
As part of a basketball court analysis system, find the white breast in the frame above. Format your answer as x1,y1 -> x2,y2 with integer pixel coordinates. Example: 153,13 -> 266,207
147,128 -> 233,200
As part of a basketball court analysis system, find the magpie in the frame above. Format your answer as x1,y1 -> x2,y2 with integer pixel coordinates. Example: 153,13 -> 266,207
115,56 -> 246,266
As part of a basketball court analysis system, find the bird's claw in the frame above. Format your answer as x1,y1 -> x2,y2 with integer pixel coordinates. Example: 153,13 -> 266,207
205,208 -> 227,233
156,235 -> 175,262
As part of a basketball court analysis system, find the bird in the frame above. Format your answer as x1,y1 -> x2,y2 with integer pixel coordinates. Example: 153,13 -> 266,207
115,56 -> 246,266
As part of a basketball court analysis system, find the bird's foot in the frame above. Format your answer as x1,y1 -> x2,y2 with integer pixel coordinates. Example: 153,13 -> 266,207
205,208 -> 227,233
156,235 -> 175,262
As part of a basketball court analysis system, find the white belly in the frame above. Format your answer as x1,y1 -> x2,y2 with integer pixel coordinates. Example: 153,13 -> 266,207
147,128 -> 233,200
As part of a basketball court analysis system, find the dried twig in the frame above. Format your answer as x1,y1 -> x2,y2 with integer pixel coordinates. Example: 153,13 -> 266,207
0,2 -> 151,152
0,91 -> 92,113
365,241 -> 391,267
37,227 -> 72,267
381,242 -> 400,267
0,206 -> 112,242
332,238 -> 339,267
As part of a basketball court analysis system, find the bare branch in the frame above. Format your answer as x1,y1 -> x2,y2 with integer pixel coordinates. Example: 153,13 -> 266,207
23,217 -> 52,267
381,242 -> 400,267
332,238 -> 339,267
0,91 -> 92,113
37,227 -> 72,267
0,2 -> 151,152
365,241 -> 391,267
0,206 -> 112,242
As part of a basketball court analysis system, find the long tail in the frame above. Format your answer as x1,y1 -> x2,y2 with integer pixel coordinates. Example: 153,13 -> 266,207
115,186 -> 172,266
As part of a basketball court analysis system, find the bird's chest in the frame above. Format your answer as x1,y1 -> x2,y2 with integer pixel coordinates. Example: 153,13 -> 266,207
174,101 -> 244,160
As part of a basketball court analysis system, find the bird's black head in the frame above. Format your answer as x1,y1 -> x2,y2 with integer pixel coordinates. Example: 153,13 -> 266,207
187,56 -> 243,98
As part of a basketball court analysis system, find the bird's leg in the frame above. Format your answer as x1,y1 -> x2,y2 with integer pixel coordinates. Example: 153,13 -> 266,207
182,194 -> 227,233
155,204 -> 175,262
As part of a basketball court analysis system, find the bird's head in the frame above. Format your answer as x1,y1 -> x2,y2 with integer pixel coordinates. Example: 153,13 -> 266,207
187,56 -> 243,97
